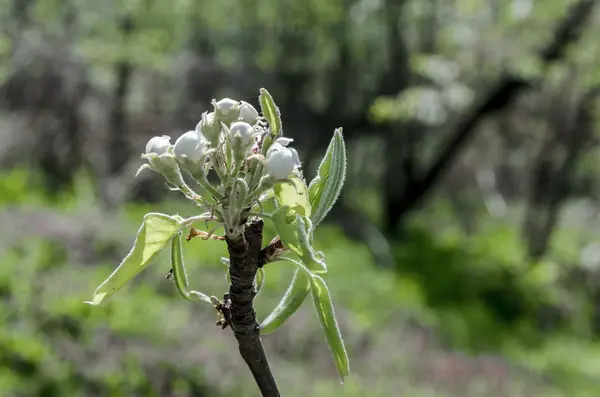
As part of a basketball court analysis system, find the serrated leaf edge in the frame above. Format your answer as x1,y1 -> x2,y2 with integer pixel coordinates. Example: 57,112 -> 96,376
309,128 -> 346,226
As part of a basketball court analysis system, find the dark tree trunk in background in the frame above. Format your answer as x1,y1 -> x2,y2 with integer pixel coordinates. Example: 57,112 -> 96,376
24,4 -> 87,196
11,0 -> 34,25
34,68 -> 87,196
181,9 -> 222,124
107,15 -> 134,176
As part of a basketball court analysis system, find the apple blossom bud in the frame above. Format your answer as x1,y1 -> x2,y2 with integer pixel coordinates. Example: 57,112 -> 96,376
228,121 -> 255,157
265,141 -> 301,180
239,101 -> 259,125
142,136 -> 187,187
145,135 -> 171,155
213,98 -> 241,124
197,112 -> 222,145
174,130 -> 208,165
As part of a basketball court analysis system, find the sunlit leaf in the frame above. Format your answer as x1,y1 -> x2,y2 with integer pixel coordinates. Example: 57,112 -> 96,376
310,274 -> 350,381
308,128 -> 346,226
85,213 -> 182,305
272,206 -> 326,273
260,269 -> 311,334
171,232 -> 212,305
259,88 -> 283,154
273,176 -> 312,218
259,88 -> 282,136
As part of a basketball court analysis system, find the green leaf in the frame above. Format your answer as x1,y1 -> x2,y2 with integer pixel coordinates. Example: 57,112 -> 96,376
273,176 -> 311,218
260,269 -> 311,334
171,232 -> 212,305
310,274 -> 350,381
259,88 -> 283,154
255,267 -> 266,296
85,213 -> 182,306
308,128 -> 347,226
272,206 -> 326,273
259,88 -> 282,137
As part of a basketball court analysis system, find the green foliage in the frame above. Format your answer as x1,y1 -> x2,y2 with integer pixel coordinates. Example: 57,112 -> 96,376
392,224 -> 546,350
260,269 -> 311,334
309,274 -> 350,380
308,128 -> 347,227
273,176 -> 312,218
272,207 -> 327,273
170,231 -> 212,304
0,237 -> 218,396
3,0 -> 600,393
262,108 -> 350,377
0,168 -> 39,205
86,213 -> 183,306
2,178 -> 599,394
259,88 -> 283,146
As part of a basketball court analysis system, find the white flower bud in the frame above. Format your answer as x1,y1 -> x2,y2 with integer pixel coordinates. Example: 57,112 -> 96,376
265,143 -> 301,180
197,112 -> 222,145
273,137 -> 294,147
228,121 -> 255,156
142,135 -> 186,187
213,98 -> 241,123
239,101 -> 259,125
145,135 -> 171,155
174,130 -> 208,164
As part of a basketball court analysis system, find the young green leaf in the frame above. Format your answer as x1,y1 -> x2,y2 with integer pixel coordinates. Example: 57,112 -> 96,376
259,88 -> 283,155
272,206 -> 326,273
260,269 -> 311,334
273,176 -> 311,218
310,274 -> 350,381
255,267 -> 266,296
171,232 -> 212,305
259,88 -> 282,138
85,213 -> 182,306
308,128 -> 346,226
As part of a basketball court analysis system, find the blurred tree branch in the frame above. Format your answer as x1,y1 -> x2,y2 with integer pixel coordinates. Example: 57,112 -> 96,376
524,83 -> 600,259
383,0 -> 598,234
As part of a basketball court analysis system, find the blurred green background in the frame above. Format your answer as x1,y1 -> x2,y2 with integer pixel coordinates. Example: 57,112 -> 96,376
2,0 -> 600,396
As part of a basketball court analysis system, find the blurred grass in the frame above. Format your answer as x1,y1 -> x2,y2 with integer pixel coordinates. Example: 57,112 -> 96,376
0,168 -> 599,396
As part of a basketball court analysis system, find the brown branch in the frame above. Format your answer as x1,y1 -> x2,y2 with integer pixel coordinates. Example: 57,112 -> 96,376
224,218 -> 280,397
258,236 -> 286,267
539,0 -> 597,63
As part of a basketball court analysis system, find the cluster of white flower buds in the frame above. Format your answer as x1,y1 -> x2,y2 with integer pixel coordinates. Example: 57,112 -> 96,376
138,95 -> 302,237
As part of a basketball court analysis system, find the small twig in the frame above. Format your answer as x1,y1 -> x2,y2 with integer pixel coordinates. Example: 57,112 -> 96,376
213,295 -> 231,329
186,226 -> 225,241
258,236 -> 287,267
165,225 -> 225,279
224,218 -> 280,397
